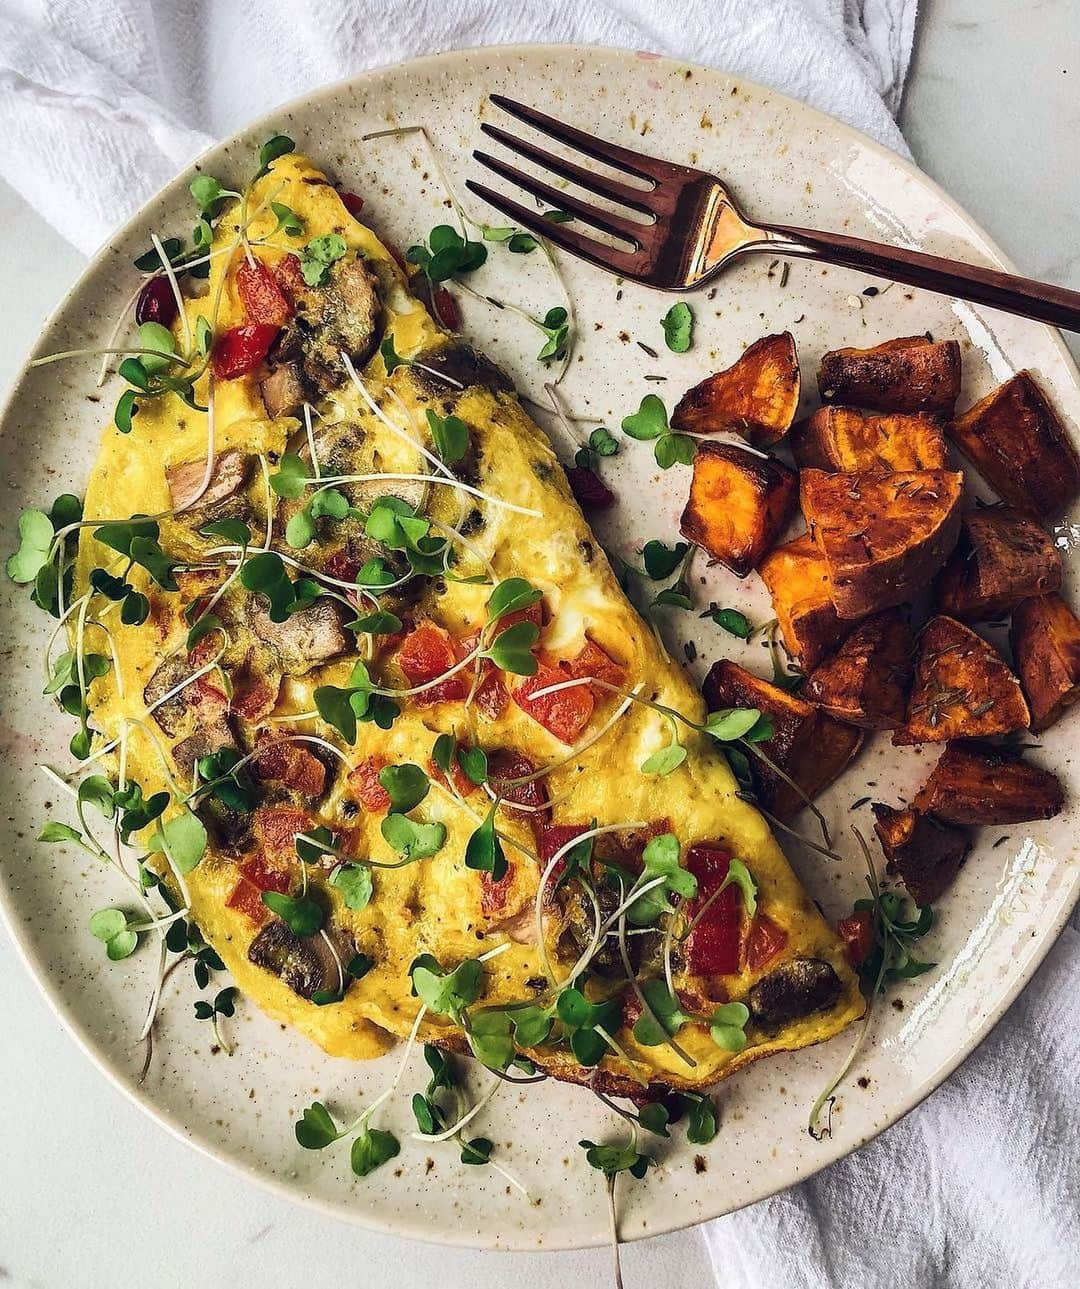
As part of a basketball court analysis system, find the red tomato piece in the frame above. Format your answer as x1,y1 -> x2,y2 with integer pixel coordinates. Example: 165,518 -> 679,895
273,253 -> 305,298
226,878 -> 268,926
566,465 -> 615,512
569,639 -> 625,687
537,822 -> 590,871
745,914 -> 789,972
252,737 -> 327,797
340,191 -> 365,216
252,806 -> 315,860
323,548 -> 361,585
474,665 -> 510,720
239,853 -> 292,894
211,323 -> 279,380
236,258 -> 292,327
229,657 -> 281,723
493,600 -> 544,637
480,864 -> 515,916
347,758 -> 391,814
837,909 -> 875,967
428,756 -> 477,799
487,750 -> 549,817
684,844 -> 742,977
514,661 -> 594,744
397,622 -> 469,704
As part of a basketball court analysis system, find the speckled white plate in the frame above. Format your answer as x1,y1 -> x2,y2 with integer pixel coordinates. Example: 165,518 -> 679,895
1,45 -> 1078,1252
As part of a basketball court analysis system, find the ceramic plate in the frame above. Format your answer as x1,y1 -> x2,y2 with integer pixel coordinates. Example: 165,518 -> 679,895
1,44 -> 1077,1251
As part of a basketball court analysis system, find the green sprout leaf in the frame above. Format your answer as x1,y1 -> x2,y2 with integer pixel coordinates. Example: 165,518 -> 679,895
483,620 -> 539,676
89,907 -> 138,961
410,955 -> 483,1021
299,233 -> 347,287
378,763 -> 430,814
295,1101 -> 345,1150
329,863 -> 374,912
380,813 -> 446,862
536,306 -> 569,362
579,1138 -> 652,1180
6,509 -> 54,583
256,134 -> 295,178
621,395 -> 668,441
709,1001 -> 750,1052
269,452 -> 308,499
350,1126 -> 400,1178
703,707 -> 763,743
640,740 -> 687,776
467,1009 -> 515,1070
632,978 -> 694,1046
262,890 -> 324,936
661,302 -> 694,353
270,201 -> 305,237
147,811 -> 208,874
425,409 -> 470,464
39,821 -> 82,845
136,321 -> 177,374
642,540 -> 689,580
486,577 -> 543,625
654,432 -> 696,469
464,803 -> 507,880
702,606 -> 752,639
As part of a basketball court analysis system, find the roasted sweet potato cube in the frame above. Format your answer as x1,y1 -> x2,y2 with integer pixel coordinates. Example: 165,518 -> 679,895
801,468 -> 963,618
790,406 -> 947,473
680,442 -> 797,577
1010,593 -> 1080,732
702,660 -> 863,820
671,332 -> 800,447
818,336 -> 961,415
759,534 -> 846,671
871,804 -> 970,906
803,609 -> 913,729
894,615 -> 1030,744
948,371 -> 1080,518
934,509 -> 1061,622
913,742 -> 1063,826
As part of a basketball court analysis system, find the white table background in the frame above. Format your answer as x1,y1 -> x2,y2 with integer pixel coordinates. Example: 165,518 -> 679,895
2,2 -> 1076,1284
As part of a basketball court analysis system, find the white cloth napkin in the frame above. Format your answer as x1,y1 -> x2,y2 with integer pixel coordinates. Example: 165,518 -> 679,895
4,5 -> 1076,1289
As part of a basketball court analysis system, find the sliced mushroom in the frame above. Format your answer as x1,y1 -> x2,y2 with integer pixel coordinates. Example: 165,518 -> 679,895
248,596 -> 349,674
172,716 -> 238,781
166,449 -> 252,514
247,918 -> 355,1000
748,958 -> 843,1032
143,655 -> 197,737
259,362 -> 306,420
276,258 -> 381,398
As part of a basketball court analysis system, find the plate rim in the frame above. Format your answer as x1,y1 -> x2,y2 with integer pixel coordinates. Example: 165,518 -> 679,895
1,40 -> 1078,1250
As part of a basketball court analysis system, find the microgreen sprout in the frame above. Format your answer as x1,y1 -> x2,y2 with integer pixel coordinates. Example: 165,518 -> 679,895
194,985 -> 240,1053
621,395 -> 695,469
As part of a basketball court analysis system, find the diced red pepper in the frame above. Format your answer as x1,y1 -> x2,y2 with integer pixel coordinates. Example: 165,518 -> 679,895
252,805 -> 315,860
397,621 -> 470,704
252,737 -> 327,797
135,275 -> 179,327
324,548 -> 362,585
340,191 -> 365,216
273,253 -> 306,299
239,853 -> 292,894
432,286 -> 460,331
226,878 -> 268,926
236,258 -> 292,327
566,465 -> 615,512
211,323 -> 279,380
347,757 -> 391,814
537,822 -> 591,873
837,909 -> 875,967
514,660 -> 594,744
474,666 -> 510,719
745,914 -> 789,972
230,657 -> 281,723
684,844 -> 742,977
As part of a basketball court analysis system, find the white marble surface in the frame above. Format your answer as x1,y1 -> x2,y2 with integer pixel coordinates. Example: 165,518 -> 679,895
1,3 -> 1077,1285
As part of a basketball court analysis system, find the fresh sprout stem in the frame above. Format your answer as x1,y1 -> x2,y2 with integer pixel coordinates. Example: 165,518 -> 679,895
151,232 -> 191,355
302,404 -> 322,480
616,910 -> 696,1069
410,1076 -> 502,1143
172,377 -> 216,514
29,347 -> 194,370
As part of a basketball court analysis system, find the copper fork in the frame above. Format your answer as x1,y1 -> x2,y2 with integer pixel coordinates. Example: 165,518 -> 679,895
467,95 -> 1080,332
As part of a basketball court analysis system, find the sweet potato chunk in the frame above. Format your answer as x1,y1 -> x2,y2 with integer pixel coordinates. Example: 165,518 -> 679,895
1010,593 -> 1080,732
894,615 -> 1030,744
790,406 -> 947,473
818,337 -> 961,414
948,371 -> 1080,518
801,468 -> 963,618
680,442 -> 797,577
759,534 -> 846,671
871,804 -> 970,905
803,609 -> 913,729
671,332 -> 799,447
913,742 -> 1063,826
702,660 -> 863,820
934,509 -> 1061,622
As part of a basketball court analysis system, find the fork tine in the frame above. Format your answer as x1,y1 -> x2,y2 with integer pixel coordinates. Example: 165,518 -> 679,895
472,150 -> 649,245
463,179 -> 644,277
489,93 -> 686,185
479,123 -> 657,214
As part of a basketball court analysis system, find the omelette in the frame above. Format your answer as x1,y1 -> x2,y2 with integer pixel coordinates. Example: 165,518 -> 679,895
63,146 -> 862,1103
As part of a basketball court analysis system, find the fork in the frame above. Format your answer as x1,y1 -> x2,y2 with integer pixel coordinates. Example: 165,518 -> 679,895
467,95 -> 1080,332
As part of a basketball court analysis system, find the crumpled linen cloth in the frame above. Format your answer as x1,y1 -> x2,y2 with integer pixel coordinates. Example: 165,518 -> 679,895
0,0 -> 916,255
3,4 -> 1076,1288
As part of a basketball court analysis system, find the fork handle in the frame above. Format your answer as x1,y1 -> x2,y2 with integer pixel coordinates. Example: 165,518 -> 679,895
759,222 -> 1080,332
